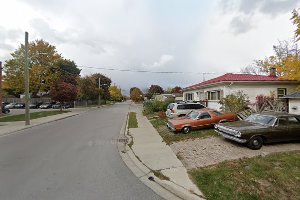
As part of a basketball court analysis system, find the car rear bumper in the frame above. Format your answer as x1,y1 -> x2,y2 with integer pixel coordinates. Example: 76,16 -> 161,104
215,130 -> 247,143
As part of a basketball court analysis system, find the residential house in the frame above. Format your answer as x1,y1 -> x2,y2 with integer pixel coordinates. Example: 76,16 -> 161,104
154,94 -> 175,101
182,72 -> 299,110
154,93 -> 183,102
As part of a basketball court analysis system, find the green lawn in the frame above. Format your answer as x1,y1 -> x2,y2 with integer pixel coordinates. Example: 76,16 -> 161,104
0,111 -> 70,122
190,151 -> 300,200
147,114 -> 216,145
128,112 -> 138,128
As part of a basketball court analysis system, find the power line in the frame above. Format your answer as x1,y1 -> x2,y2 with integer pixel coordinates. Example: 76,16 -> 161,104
79,66 -> 217,75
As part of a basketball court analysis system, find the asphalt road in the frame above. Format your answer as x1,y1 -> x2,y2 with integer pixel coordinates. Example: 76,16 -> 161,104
0,102 -> 162,200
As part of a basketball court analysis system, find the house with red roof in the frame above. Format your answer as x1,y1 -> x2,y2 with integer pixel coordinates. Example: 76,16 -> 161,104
182,70 -> 299,110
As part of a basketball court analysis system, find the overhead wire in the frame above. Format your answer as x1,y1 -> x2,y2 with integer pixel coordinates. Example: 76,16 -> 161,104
79,66 -> 217,75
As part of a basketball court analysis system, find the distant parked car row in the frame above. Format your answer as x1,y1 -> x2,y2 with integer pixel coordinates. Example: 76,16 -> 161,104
4,103 -> 25,109
3,102 -> 73,109
165,102 -> 300,150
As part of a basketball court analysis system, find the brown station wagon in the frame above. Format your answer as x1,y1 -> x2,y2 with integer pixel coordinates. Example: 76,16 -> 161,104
167,109 -> 238,134
215,112 -> 300,150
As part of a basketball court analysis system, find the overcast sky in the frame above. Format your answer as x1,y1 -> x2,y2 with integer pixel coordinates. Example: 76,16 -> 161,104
1,0 -> 299,92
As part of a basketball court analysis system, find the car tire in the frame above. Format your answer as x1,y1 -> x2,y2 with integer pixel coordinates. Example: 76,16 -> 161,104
247,136 -> 263,150
182,126 -> 191,134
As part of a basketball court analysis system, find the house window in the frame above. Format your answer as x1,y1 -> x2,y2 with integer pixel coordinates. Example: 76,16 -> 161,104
207,90 -> 221,100
185,93 -> 193,101
277,88 -> 287,98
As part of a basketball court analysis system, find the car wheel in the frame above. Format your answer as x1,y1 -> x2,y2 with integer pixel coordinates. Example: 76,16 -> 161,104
247,136 -> 263,150
182,126 -> 191,134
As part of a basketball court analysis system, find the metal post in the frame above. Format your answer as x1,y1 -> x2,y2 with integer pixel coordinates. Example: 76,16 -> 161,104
0,61 -> 3,115
24,32 -> 30,125
98,77 -> 101,107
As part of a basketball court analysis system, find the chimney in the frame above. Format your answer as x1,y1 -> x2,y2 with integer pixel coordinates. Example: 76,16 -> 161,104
269,67 -> 276,77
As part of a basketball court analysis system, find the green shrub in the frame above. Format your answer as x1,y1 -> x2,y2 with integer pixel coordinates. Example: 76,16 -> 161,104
143,99 -> 174,115
219,91 -> 249,114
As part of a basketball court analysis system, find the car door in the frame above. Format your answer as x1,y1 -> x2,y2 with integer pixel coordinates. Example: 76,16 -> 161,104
270,117 -> 289,142
195,112 -> 213,128
287,116 -> 300,141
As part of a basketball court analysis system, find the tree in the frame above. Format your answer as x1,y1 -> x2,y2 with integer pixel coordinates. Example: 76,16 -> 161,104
145,85 -> 164,99
219,91 -> 249,114
3,39 -> 63,96
254,9 -> 300,82
171,86 -> 182,93
109,86 -> 123,102
255,39 -> 300,81
78,76 -> 99,100
78,73 -> 111,102
240,65 -> 265,75
292,8 -> 300,41
49,80 -> 78,110
57,59 -> 81,77
130,87 -> 143,102
90,73 -> 111,102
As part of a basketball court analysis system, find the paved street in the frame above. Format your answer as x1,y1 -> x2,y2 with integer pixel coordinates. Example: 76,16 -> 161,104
0,102 -> 162,200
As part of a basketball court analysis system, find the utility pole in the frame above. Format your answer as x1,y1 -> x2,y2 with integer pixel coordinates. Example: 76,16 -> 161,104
24,32 -> 30,125
98,77 -> 101,107
0,61 -> 2,116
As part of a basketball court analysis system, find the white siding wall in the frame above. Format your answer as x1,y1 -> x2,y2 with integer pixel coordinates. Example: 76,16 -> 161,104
184,83 -> 297,111
225,84 -> 297,103
288,99 -> 300,114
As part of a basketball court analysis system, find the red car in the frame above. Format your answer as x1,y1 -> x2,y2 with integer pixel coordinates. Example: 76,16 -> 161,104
167,109 -> 238,134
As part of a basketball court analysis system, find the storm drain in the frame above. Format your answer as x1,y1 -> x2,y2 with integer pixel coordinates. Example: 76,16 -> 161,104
115,138 -> 128,144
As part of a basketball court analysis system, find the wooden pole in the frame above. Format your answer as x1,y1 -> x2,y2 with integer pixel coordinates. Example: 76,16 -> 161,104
25,32 -> 30,125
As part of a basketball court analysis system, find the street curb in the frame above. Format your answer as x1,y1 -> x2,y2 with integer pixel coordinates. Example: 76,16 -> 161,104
117,113 -> 205,200
0,112 -> 80,138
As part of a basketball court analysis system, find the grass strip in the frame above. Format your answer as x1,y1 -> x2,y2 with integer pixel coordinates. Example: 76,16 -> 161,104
0,111 -> 70,122
128,112 -> 138,128
190,151 -> 300,200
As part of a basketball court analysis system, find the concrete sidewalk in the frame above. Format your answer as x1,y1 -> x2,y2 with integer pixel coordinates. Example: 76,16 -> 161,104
0,108 -> 89,137
124,104 -> 204,200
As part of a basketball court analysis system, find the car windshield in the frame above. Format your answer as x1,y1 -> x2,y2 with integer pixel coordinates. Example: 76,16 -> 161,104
186,111 -> 199,119
245,114 -> 276,126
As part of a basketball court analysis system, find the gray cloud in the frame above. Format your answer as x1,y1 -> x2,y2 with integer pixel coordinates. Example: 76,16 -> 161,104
30,18 -> 68,43
230,15 -> 253,34
0,27 -> 23,61
220,0 -> 300,35
260,0 -> 299,16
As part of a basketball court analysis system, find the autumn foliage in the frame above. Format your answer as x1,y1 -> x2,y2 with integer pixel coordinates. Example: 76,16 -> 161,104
49,81 -> 78,103
130,88 -> 143,102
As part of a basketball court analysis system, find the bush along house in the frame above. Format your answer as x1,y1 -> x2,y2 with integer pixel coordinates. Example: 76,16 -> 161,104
182,70 -> 299,111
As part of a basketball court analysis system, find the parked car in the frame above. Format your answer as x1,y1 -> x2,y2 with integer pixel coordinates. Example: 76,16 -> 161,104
29,102 -> 42,109
40,103 -> 53,109
167,109 -> 238,134
165,102 -> 206,118
5,103 -> 17,109
52,103 -> 62,109
1,105 -> 10,114
14,103 -> 25,109
215,112 -> 300,150
52,102 -> 72,109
